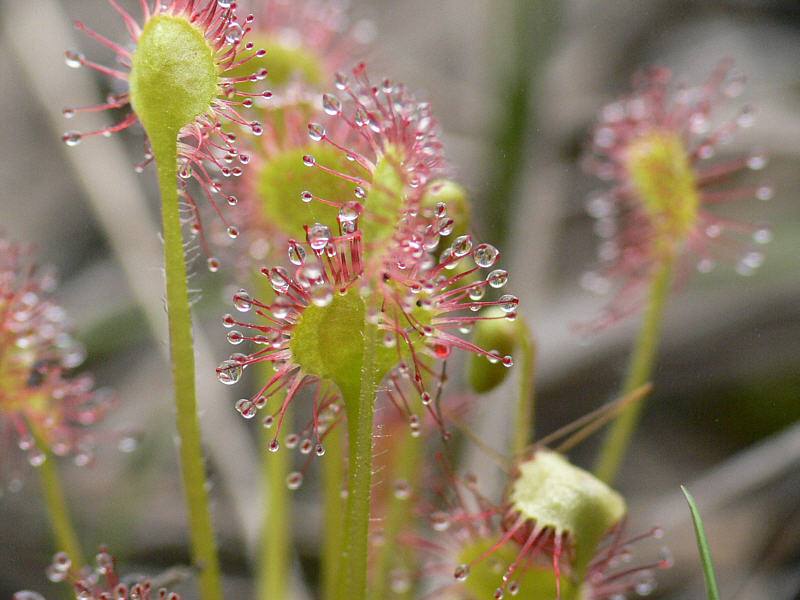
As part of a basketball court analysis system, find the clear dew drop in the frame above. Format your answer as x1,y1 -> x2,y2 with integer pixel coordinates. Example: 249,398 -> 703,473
233,289 -> 253,312
322,93 -> 342,115
224,23 -> 243,44
747,150 -> 767,171
453,564 -> 470,581
753,227 -> 772,245
62,131 -> 82,146
737,251 -> 764,275
216,359 -> 243,385
28,449 -> 46,467
487,269 -> 508,288
64,50 -> 84,68
430,511 -> 451,531
339,202 -> 360,223
393,479 -> 411,500
493,588 -> 504,599
452,235 -> 473,257
301,190 -> 313,203
308,122 -> 326,141
268,439 -> 280,452
227,225 -> 239,239
755,185 -> 773,201
217,0 -> 233,6
307,223 -> 331,252
207,257 -> 221,272
288,241 -> 307,265
235,398 -> 257,419
498,294 -> 519,313
473,243 -> 500,268
118,435 -> 139,453
269,266 -> 291,293
62,108 -> 76,119
468,285 -> 485,301
303,154 -> 316,167
287,471 -> 303,490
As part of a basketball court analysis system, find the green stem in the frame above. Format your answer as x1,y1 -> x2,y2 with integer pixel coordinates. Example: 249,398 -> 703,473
153,135 -> 222,600
253,270 -> 291,600
513,319 -> 537,455
322,426 -> 344,600
370,433 -> 422,599
34,436 -> 84,569
594,258 -> 674,484
257,404 -> 291,600
338,317 -> 381,600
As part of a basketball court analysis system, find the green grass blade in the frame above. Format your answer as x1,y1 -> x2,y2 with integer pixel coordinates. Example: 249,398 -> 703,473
681,485 -> 721,600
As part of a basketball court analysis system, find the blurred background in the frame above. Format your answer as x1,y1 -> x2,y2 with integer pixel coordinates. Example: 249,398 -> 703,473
1,0 -> 798,598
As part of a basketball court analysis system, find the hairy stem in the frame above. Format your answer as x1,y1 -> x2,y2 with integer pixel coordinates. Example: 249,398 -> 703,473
153,135 -> 222,599
513,318 -> 537,455
34,434 -> 84,570
370,433 -> 422,599
595,257 -> 674,484
258,403 -> 291,600
338,318 -> 381,600
322,426 -> 344,600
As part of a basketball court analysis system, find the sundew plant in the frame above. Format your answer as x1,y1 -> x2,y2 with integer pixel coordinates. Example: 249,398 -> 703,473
2,1 -> 798,600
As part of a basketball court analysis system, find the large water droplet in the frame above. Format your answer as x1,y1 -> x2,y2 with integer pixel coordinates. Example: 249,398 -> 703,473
287,471 -> 304,490
322,93 -> 342,115
224,23 -> 243,44
430,511 -> 451,531
454,564 -> 470,581
217,359 -> 243,385
233,289 -> 253,312
235,398 -> 257,419
487,269 -> 508,288
288,241 -> 307,265
452,235 -> 473,257
308,122 -> 326,142
473,243 -> 500,268
307,223 -> 331,252
498,294 -> 519,313
747,150 -> 767,171
62,131 -> 82,146
64,50 -> 84,68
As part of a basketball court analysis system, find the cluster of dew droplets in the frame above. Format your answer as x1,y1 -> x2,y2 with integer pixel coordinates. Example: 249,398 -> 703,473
429,234 -> 517,367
